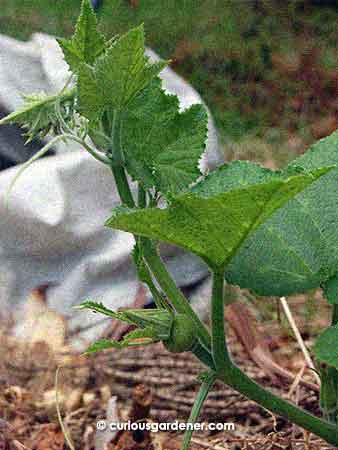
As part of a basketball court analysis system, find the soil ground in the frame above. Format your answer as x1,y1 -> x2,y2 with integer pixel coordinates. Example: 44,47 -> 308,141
0,293 -> 336,450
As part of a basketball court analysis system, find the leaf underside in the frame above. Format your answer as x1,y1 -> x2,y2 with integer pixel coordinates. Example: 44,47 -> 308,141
226,131 -> 338,295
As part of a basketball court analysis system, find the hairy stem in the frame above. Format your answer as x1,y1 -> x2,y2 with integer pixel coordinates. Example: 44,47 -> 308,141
219,364 -> 338,446
211,269 -> 231,372
110,160 -> 211,350
192,342 -> 215,370
111,164 -> 135,208
195,287 -> 338,445
143,244 -> 211,350
4,133 -> 110,207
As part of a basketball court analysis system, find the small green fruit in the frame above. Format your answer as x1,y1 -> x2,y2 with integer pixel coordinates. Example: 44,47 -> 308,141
163,313 -> 197,353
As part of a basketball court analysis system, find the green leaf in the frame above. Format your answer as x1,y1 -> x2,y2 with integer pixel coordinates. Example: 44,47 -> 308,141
85,326 -> 160,354
85,338 -> 123,353
77,25 -> 167,119
122,80 -> 208,193
132,240 -> 153,284
75,301 -> 172,340
58,0 -> 106,72
322,275 -> 338,305
77,64 -> 106,120
314,325 -> 338,370
226,131 -> 338,296
0,89 -> 75,141
288,130 -> 338,172
123,309 -> 172,340
106,161 -> 333,269
74,300 -> 132,321
122,326 -> 159,344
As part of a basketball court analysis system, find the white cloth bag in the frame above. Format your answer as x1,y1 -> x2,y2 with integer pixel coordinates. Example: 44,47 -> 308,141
0,33 -> 223,341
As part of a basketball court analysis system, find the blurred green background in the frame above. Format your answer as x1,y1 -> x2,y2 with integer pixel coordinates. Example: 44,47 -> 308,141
1,0 -> 337,166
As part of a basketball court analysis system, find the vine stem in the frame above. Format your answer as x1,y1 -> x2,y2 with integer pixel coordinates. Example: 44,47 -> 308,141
220,364 -> 338,447
108,163 -> 338,448
142,244 -> 211,349
111,113 -> 211,349
110,163 -> 211,350
181,372 -> 216,450
108,113 -> 212,350
4,133 -> 109,207
111,165 -> 135,208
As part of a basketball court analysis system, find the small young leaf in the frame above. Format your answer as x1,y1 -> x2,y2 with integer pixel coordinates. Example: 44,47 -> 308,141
0,89 -> 75,141
322,275 -> 338,305
122,326 -> 158,345
122,80 -> 208,193
77,25 -> 167,119
74,300 -> 132,322
58,0 -> 106,72
85,338 -> 123,353
122,309 -> 172,340
85,326 -> 161,354
76,301 -> 172,340
314,325 -> 338,370
106,162 -> 333,269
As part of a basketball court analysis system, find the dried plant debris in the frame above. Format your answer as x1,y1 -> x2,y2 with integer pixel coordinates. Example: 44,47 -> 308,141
0,322 -> 335,450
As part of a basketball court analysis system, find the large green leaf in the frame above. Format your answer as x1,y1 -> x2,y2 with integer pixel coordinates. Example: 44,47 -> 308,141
226,131 -> 338,295
288,130 -> 338,172
122,80 -> 208,193
314,324 -> 338,370
58,0 -> 106,72
106,161 -> 333,269
77,25 -> 167,119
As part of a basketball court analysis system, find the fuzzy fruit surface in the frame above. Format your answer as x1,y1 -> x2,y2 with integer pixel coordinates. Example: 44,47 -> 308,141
164,313 -> 197,353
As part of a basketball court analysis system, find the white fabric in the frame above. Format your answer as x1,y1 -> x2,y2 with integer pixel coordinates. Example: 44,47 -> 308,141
0,33 -> 223,342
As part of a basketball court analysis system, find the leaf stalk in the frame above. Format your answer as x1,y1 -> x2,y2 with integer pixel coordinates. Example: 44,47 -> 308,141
109,161 -> 212,351
211,268 -> 231,373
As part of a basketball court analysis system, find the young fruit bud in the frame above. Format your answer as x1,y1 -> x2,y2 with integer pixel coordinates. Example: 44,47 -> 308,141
163,313 -> 197,353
